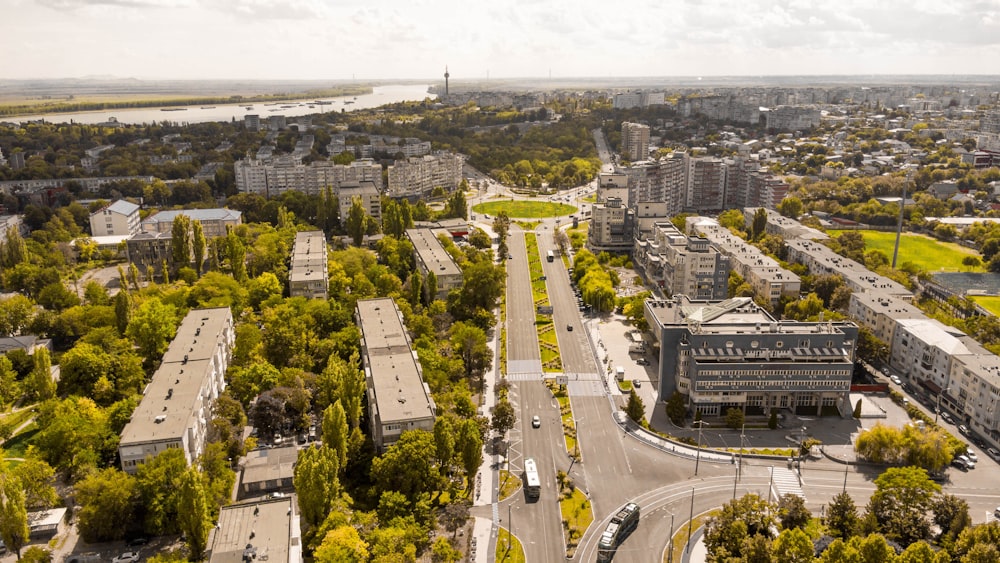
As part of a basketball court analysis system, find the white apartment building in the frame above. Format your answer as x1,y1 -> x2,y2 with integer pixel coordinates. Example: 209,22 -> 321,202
119,308 -> 235,473
634,222 -> 730,300
339,181 -> 382,223
406,228 -> 463,298
234,158 -> 383,198
386,152 -> 463,199
289,231 -> 328,300
89,199 -> 141,237
784,238 -> 912,301
621,122 -> 650,162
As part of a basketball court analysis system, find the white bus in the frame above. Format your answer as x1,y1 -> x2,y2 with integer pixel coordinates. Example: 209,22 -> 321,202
523,458 -> 541,500
546,250 -> 555,263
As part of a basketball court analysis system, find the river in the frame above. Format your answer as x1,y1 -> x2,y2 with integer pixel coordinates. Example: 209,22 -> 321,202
6,84 -> 435,126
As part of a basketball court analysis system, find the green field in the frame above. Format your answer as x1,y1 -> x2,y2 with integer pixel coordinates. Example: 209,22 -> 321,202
472,200 -> 577,218
828,230 -> 984,272
972,296 -> 1000,316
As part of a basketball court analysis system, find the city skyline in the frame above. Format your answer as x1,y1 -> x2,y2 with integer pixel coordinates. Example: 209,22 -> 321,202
3,0 -> 1000,81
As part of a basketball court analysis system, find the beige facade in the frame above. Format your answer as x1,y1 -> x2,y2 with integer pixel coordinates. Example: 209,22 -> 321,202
89,200 -> 141,237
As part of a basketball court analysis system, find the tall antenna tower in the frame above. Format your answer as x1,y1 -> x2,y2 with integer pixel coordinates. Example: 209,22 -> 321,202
444,66 -> 450,97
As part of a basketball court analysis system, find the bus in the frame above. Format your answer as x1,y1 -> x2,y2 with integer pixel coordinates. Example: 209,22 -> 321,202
546,250 -> 555,263
523,458 -> 541,501
596,502 -> 640,562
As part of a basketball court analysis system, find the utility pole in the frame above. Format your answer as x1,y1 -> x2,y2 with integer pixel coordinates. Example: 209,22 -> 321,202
694,420 -> 706,476
668,512 -> 676,563
892,171 -> 912,269
842,462 -> 849,494
685,487 -> 695,554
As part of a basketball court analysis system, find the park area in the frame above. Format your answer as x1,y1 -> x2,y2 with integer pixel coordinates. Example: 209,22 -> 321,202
828,230 -> 985,272
472,199 -> 576,218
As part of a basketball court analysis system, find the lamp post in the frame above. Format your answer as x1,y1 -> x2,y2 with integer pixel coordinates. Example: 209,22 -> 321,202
666,512 -> 676,563
693,420 -> 707,476
934,386 -> 952,424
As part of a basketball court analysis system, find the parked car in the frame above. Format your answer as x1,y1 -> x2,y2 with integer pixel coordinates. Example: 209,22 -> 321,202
126,538 -> 148,547
957,454 -> 976,469
967,451 -> 979,463
112,552 -> 140,563
941,412 -> 954,425
636,358 -> 649,366
566,324 -> 573,332
890,375 -> 902,385
994,506 -> 1000,519
958,425 -> 970,435
952,457 -> 971,471
633,380 -> 642,388
987,447 -> 1000,461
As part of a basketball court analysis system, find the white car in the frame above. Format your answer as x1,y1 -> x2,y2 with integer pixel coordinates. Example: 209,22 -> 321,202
967,451 -> 979,463
890,375 -> 902,385
531,415 -> 541,428
112,553 -> 140,563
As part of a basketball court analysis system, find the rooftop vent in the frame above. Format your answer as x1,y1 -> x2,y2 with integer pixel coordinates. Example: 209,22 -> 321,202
167,388 -> 173,400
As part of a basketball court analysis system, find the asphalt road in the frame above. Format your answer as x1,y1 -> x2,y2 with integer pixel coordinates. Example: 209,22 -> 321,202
536,231 -> 597,375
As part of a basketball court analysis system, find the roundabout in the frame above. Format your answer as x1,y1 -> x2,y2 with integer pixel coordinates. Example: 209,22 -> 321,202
472,199 -> 577,218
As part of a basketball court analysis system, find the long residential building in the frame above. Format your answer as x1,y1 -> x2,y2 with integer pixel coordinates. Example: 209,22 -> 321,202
645,296 -> 858,417
141,208 -> 243,239
406,228 -> 463,298
119,307 -> 235,473
633,222 -> 730,300
785,238 -> 913,301
234,158 -> 383,198
686,216 -> 801,306
386,152 -> 464,200
356,298 -> 436,452
289,231 -> 328,299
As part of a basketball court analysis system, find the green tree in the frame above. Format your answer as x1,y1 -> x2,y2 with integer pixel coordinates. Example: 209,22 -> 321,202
0,356 -> 19,407
314,525 -> 369,563
425,271 -> 438,305
372,430 -> 442,502
827,491 -> 860,539
114,289 -> 132,335
433,417 -> 455,470
726,407 -> 745,430
170,214 -> 192,269
0,294 -> 35,337
247,272 -> 282,310
345,196 -> 368,246
19,546 -> 52,563
703,494 -> 775,561
293,445 -> 341,527
75,467 -> 137,542
625,390 -> 645,424
771,527 -> 814,563
1,227 -> 28,268
450,322 -> 492,390
665,391 -> 687,425
135,448 -> 188,535
0,475 -> 29,560
933,493 -> 971,548
777,494 -> 811,530
191,220 -> 207,276
953,521 -> 1000,562
751,207 -> 768,240
126,297 -> 179,361
777,196 -> 804,219
225,228 -> 248,283
866,466 -> 940,546
176,467 -> 212,560
12,457 -> 58,511
430,536 -> 462,563
491,396 -> 516,436
322,401 -> 349,470
457,418 -> 483,488
25,347 -> 55,402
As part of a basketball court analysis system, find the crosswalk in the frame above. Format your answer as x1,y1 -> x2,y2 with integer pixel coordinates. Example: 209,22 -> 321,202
769,466 -> 805,500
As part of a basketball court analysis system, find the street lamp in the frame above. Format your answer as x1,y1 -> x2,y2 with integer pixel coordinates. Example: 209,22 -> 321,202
693,420 -> 707,476
934,386 -> 952,424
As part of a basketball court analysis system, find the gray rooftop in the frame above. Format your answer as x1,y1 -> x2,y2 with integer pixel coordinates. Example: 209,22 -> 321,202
241,445 -> 297,486
647,296 -> 851,336
357,298 -> 435,426
143,208 -> 242,224
406,228 -> 462,278
208,497 -> 295,563
104,199 -> 140,216
120,308 -> 232,446
289,231 -> 327,284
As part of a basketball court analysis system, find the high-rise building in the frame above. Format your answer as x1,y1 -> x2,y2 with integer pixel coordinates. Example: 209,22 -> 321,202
621,122 -> 650,162
245,114 -> 261,132
634,222 -> 730,300
386,152 -> 464,199
685,155 -> 727,212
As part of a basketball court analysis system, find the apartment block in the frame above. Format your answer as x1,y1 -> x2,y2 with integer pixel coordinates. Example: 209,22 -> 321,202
645,296 -> 858,416
685,156 -> 727,212
141,208 -> 243,239
621,122 -> 650,162
119,307 -> 235,473
847,291 -> 925,346
89,199 -> 141,237
356,298 -> 436,452
207,496 -> 302,563
686,217 -> 801,306
634,222 -> 730,300
406,228 -> 463,298
234,158 -> 383,198
784,239 -> 912,301
765,106 -> 822,131
621,154 -> 685,214
289,231 -> 328,300
339,181 -> 382,223
587,196 -> 633,254
386,152 -> 464,200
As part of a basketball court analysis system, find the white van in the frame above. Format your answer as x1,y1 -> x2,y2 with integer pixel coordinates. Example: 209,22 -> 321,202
615,366 -> 625,381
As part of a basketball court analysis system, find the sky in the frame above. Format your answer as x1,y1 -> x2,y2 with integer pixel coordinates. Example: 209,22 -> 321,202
3,0 -> 1000,80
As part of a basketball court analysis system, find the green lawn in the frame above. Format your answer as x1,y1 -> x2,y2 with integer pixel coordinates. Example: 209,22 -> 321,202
498,470 -> 521,501
665,510 -> 720,563
973,296 -> 1000,316
473,200 -> 577,218
559,487 -> 593,558
496,527 -> 525,563
828,230 -> 984,272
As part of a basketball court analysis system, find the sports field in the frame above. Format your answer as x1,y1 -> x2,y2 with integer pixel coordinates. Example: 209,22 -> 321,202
972,296 -> 1000,316
828,230 -> 985,272
472,200 -> 577,218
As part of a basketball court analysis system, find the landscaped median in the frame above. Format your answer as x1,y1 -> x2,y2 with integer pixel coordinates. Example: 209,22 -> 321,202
545,380 -> 579,460
495,527 -> 525,563
525,232 -> 562,372
664,509 -> 720,563
557,470 -> 593,559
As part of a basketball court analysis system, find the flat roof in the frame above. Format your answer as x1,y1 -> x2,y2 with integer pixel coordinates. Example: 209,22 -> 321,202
646,296 -> 852,336
144,208 -> 242,224
289,231 -> 327,284
209,498 -> 296,563
406,228 -> 462,278
241,446 -> 297,485
356,298 -> 435,425
120,308 -> 232,446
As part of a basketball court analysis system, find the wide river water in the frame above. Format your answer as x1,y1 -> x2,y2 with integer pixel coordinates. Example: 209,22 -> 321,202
7,84 -> 434,125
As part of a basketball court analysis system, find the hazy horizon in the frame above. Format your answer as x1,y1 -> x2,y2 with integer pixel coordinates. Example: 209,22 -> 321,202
4,0 -> 999,82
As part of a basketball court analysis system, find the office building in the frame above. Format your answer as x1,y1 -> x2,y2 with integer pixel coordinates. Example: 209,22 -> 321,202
645,296 -> 858,417
356,298 -> 436,452
406,228 -> 463,298
288,231 -> 328,300
634,222 -> 730,300
621,122 -> 650,162
119,308 -> 235,473
89,199 -> 141,237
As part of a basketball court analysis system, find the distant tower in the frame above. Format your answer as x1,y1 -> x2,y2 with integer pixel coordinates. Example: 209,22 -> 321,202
444,66 -> 450,97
